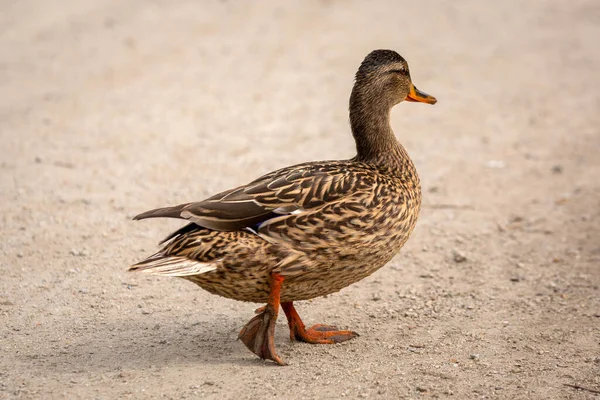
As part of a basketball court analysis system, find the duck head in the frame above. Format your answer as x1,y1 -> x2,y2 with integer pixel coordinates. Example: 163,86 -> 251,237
353,49 -> 437,107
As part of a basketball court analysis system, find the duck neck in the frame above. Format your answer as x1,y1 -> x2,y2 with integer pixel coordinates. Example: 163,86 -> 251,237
349,89 -> 406,169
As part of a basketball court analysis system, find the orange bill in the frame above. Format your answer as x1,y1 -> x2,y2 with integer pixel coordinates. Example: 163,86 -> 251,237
406,84 -> 437,104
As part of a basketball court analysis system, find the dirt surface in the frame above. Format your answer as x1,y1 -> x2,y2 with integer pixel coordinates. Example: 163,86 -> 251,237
1,1 -> 599,399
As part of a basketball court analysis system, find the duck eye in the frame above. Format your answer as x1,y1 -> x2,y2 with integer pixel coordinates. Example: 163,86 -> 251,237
389,67 -> 407,75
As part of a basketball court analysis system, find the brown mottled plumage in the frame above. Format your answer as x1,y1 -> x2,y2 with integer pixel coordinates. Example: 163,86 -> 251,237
130,49 -> 437,365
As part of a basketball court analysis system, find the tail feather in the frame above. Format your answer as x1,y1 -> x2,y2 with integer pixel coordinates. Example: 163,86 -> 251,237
129,255 -> 217,277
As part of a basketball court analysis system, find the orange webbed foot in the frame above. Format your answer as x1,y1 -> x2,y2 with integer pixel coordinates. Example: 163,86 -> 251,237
281,302 -> 359,344
238,305 -> 286,365
238,274 -> 287,365
294,323 -> 359,344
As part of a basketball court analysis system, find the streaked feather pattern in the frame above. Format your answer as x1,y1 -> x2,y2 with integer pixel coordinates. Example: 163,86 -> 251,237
133,161 -> 380,232
129,158 -> 421,303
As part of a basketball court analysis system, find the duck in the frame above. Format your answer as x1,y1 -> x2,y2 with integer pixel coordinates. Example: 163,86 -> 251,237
130,49 -> 437,365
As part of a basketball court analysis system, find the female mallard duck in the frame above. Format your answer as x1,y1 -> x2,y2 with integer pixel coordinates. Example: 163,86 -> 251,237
130,49 -> 436,365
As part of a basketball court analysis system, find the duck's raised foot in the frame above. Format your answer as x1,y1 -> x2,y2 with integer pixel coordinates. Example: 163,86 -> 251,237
238,273 -> 287,365
238,305 -> 286,366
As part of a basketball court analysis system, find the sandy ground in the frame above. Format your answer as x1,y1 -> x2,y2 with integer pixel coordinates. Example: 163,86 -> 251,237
1,1 -> 599,399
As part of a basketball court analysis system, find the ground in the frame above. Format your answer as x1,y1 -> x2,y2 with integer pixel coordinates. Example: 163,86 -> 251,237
1,1 -> 599,399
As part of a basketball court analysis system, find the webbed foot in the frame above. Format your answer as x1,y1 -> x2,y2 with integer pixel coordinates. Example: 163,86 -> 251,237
281,302 -> 359,344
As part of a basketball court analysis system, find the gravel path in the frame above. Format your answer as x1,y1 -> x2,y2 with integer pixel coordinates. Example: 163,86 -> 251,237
1,1 -> 599,398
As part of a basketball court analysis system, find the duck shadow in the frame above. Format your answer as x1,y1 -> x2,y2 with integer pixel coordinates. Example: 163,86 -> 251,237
20,316 -> 292,373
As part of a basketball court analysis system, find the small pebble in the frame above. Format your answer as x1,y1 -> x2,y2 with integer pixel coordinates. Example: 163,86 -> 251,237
453,249 -> 467,263
551,164 -> 563,174
470,354 -> 480,361
69,248 -> 88,257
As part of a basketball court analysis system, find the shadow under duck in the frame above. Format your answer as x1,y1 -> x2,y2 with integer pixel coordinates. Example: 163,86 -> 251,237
130,49 -> 437,365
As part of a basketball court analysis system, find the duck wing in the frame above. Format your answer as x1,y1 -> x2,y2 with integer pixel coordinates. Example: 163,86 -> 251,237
133,161 -> 373,232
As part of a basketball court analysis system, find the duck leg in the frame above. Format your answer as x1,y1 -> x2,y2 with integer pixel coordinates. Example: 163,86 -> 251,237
238,273 -> 286,365
281,302 -> 359,344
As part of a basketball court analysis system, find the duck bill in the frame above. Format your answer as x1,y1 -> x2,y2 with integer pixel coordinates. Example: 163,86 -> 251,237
406,84 -> 437,104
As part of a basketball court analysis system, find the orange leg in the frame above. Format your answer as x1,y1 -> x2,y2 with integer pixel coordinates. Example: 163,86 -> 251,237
281,302 -> 359,344
238,273 -> 286,365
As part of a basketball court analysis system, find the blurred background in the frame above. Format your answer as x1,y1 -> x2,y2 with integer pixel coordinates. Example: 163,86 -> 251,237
1,1 -> 599,398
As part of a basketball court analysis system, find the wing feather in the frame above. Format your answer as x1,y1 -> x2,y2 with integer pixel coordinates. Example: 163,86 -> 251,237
133,161 -> 374,232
